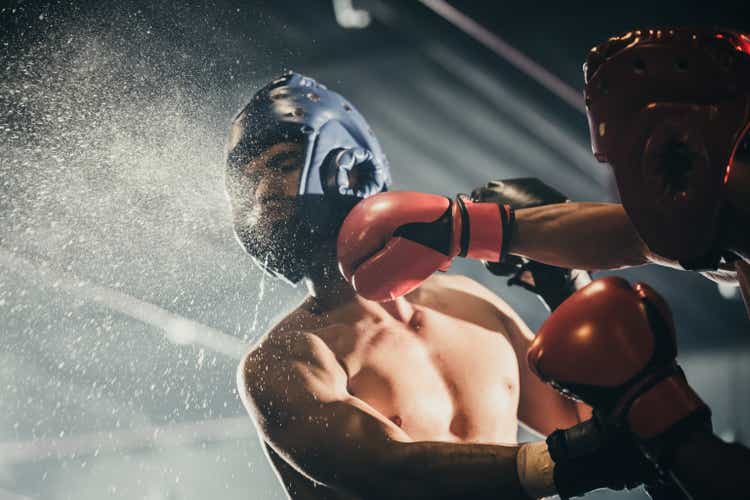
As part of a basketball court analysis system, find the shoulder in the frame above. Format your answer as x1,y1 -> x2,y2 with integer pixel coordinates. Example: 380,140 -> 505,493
242,305 -> 331,364
237,327 -> 348,428
429,273 -> 536,340
240,327 -> 337,381
426,273 -> 513,312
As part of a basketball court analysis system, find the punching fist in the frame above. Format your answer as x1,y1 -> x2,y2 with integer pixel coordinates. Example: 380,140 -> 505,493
336,191 -> 511,301
528,277 -> 710,472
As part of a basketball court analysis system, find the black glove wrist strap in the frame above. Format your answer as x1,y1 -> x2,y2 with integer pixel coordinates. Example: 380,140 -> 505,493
547,414 -> 653,499
500,204 -> 515,262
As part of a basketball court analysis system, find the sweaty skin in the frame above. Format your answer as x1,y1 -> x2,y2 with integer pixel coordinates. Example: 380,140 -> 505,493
238,274 -> 584,500
229,141 -> 586,499
511,203 -> 653,270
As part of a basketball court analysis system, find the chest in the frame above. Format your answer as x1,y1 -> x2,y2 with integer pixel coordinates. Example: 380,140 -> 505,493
322,306 -> 520,443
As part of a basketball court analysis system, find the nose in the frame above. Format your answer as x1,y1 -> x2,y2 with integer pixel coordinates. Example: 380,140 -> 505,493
254,175 -> 288,202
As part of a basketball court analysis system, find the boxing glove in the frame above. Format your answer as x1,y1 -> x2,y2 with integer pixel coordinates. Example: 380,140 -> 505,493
336,191 -> 511,301
528,277 -> 710,472
542,414 -> 659,499
471,178 -> 593,311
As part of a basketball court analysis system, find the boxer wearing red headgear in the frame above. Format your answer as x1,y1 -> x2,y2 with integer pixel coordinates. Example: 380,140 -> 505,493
583,28 -> 750,270
514,29 -> 750,309
442,30 -> 749,308
505,29 -> 750,309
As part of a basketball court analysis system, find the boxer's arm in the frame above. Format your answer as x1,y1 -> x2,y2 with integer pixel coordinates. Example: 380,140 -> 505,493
238,331 -> 536,500
511,202 -> 677,270
671,429 -> 750,499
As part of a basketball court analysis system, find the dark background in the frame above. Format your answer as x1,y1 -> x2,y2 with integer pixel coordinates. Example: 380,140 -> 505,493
1,1 -> 748,499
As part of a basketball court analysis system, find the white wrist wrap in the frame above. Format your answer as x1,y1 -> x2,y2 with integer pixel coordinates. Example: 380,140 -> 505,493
516,441 -> 556,499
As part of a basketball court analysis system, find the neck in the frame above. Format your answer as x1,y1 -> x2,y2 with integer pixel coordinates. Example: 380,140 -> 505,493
304,256 -> 358,312
303,251 -> 415,322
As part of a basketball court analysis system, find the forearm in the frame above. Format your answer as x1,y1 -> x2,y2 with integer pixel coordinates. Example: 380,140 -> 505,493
264,400 -> 541,500
365,440 -> 538,500
670,430 -> 750,499
280,428 -> 542,500
511,202 -> 648,270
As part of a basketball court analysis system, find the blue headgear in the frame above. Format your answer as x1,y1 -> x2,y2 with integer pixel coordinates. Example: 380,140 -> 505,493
227,71 -> 390,197
226,72 -> 391,283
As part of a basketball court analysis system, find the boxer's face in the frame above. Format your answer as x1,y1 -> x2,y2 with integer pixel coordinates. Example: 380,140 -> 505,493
226,141 -> 317,283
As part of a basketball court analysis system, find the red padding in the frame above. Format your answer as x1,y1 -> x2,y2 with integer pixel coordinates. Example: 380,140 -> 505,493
628,373 -> 707,439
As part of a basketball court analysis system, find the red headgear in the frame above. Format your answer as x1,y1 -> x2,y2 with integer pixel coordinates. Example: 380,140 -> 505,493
584,28 -> 750,268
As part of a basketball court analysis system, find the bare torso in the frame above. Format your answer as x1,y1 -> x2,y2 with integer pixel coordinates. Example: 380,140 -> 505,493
261,275 -> 527,499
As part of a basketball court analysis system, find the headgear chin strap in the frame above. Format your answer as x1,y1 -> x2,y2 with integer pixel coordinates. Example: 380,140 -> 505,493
584,28 -> 750,269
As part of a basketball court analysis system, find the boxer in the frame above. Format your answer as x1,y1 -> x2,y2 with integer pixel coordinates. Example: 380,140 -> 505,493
230,73 -> 653,499
499,28 -> 750,307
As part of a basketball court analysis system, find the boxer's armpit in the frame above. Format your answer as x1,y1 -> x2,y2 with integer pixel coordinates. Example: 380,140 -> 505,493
237,330 -> 405,438
237,331 -> 410,491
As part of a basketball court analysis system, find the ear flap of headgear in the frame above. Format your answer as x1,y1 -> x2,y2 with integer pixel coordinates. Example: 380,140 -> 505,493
308,121 -> 389,197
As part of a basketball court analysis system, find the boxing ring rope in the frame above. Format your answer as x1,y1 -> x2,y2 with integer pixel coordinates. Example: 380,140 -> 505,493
0,416 -> 253,465
0,248 -> 253,465
0,488 -> 34,500
0,249 -> 247,360
417,0 -> 587,114
736,261 -> 750,318
362,0 -> 613,193
422,44 -> 612,191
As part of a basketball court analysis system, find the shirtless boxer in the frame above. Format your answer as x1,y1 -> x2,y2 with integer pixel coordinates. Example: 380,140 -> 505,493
229,73 -> 653,499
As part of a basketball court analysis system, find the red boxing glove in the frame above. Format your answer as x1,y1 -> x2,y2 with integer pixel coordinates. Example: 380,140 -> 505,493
528,277 -> 710,470
337,191 -> 510,301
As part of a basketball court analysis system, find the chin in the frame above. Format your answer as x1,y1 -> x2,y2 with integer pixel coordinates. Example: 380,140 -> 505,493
233,225 -> 315,285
